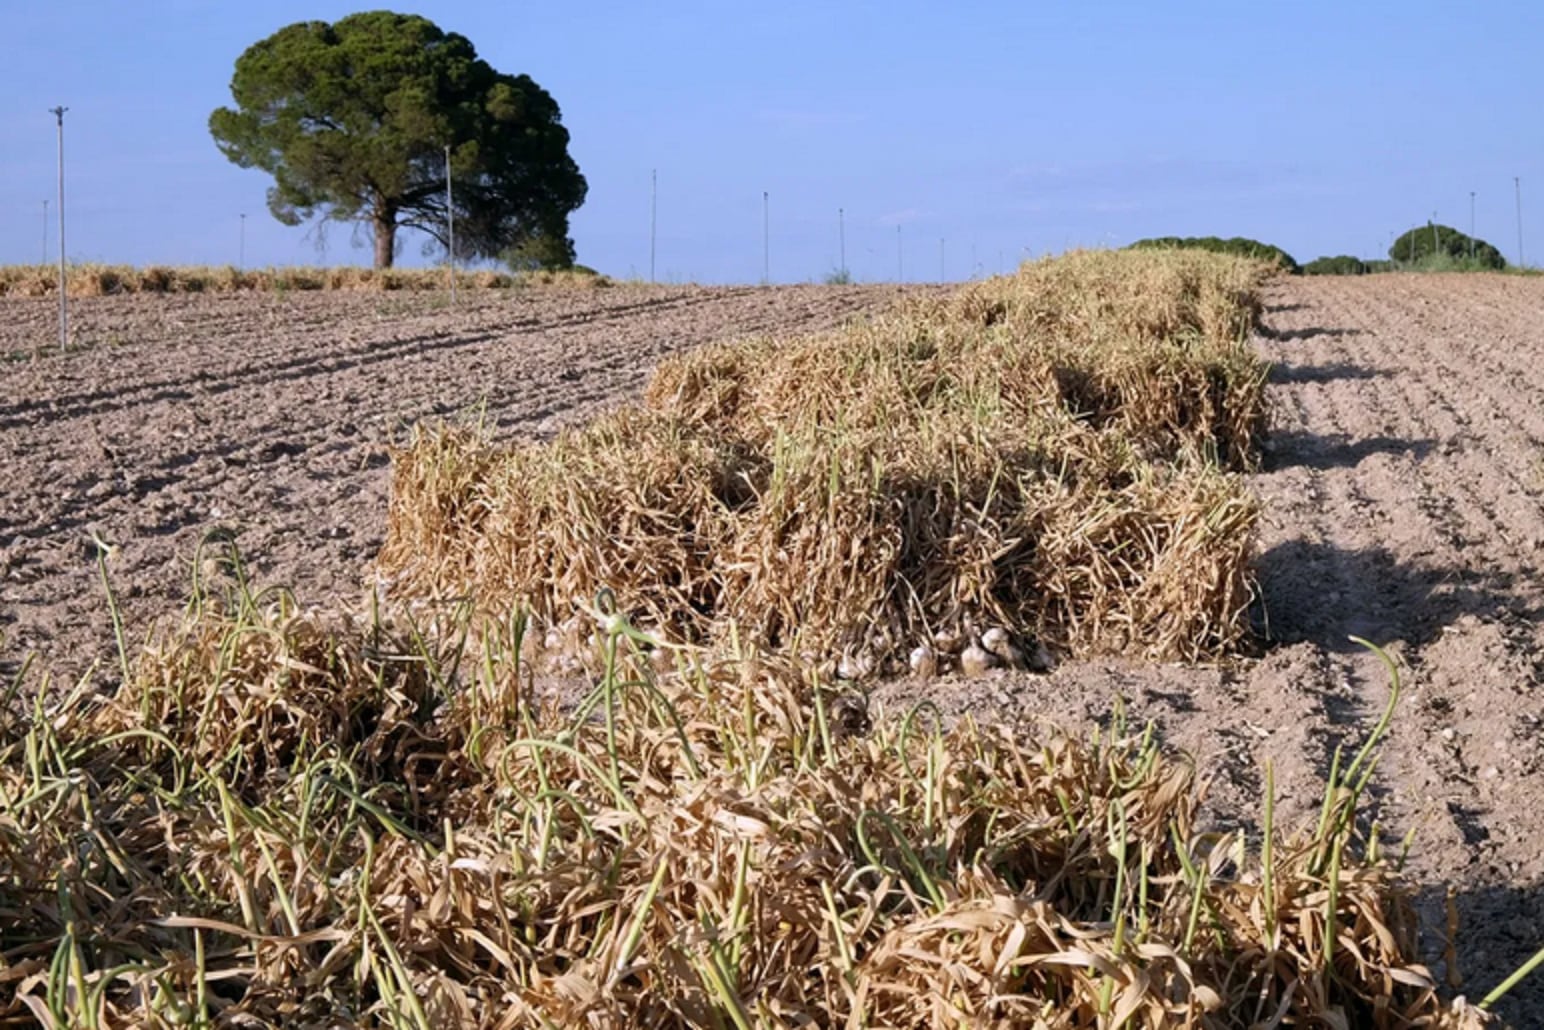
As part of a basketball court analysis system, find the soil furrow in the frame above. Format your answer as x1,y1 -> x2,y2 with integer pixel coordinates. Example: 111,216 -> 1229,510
0,284 -> 904,690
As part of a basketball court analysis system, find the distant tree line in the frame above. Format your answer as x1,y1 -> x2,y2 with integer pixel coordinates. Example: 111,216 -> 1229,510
1387,224 -> 1506,269
1128,236 -> 1300,273
1302,255 -> 1369,275
1305,225 -> 1506,274
1129,225 -> 1509,277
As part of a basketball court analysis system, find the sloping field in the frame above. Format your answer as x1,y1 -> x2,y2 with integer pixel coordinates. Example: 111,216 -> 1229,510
0,282 -> 902,688
1,267 -> 1542,1024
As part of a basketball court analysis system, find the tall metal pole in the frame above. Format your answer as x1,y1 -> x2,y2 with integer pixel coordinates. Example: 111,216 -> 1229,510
649,169 -> 657,284
1516,176 -> 1525,268
445,145 -> 455,302
838,207 -> 846,276
50,106 -> 67,354
761,190 -> 770,285
239,213 -> 246,271
1469,191 -> 1476,259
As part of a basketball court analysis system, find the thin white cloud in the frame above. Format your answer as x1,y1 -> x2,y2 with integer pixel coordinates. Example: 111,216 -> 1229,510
875,208 -> 928,227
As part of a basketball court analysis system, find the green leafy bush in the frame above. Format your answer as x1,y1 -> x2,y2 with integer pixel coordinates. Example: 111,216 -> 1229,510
1129,236 -> 1300,274
1390,224 -> 1506,269
1304,255 -> 1369,276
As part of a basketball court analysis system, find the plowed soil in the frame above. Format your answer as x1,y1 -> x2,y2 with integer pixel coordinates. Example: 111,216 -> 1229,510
0,283 -> 902,686
3,274 -> 1543,1023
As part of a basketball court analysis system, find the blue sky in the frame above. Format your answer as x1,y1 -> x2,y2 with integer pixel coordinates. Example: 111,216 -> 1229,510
2,2 -> 1540,282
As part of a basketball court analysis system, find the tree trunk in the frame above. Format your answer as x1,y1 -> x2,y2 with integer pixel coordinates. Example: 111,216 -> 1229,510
373,205 -> 397,269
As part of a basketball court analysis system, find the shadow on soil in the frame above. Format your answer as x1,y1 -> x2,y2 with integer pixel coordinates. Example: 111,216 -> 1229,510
1254,538 -> 1538,652
1267,360 -> 1389,385
1262,431 -> 1435,471
1414,880 -> 1544,1028
1259,324 -> 1364,341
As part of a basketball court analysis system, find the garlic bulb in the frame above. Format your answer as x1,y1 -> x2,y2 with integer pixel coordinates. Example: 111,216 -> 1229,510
959,642 -> 996,678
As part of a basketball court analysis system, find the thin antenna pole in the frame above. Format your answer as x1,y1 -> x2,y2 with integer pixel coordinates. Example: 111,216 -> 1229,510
838,207 -> 846,277
445,145 -> 455,302
1516,176 -> 1525,268
50,105 -> 67,354
650,169 -> 657,284
762,190 -> 769,285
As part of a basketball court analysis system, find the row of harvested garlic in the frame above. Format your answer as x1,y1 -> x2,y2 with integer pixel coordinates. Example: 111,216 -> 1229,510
522,611 -> 1051,683
908,626 -> 1053,679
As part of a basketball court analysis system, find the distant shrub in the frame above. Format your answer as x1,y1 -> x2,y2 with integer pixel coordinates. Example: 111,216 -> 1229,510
140,266 -> 175,292
0,263 -> 556,296
1303,255 -> 1369,276
1129,236 -> 1300,274
823,268 -> 854,285
517,267 -> 614,288
1389,224 -> 1505,269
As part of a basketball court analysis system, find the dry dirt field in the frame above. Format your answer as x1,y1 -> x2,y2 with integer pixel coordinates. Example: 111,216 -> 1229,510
2,274 -> 1543,1023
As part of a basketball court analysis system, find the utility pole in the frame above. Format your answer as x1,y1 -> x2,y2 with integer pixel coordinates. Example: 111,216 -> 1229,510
1469,191 -> 1476,259
838,207 -> 846,277
50,105 -> 67,354
1516,177 -> 1525,268
649,169 -> 657,284
239,213 -> 246,271
445,145 -> 455,302
761,191 -> 769,285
